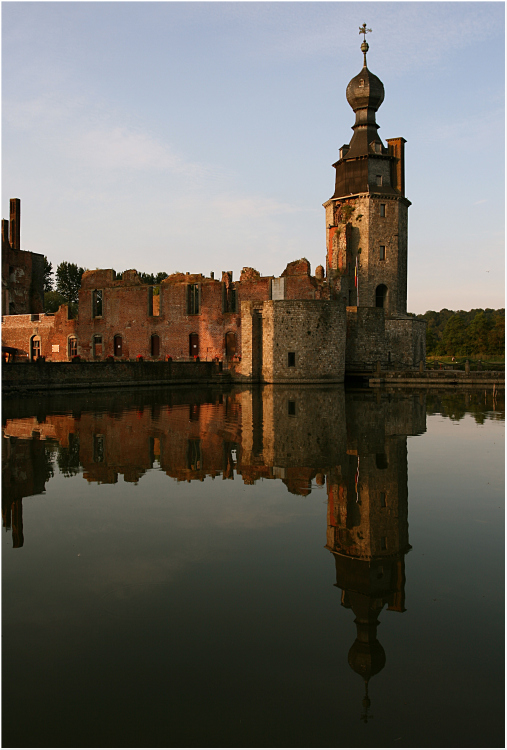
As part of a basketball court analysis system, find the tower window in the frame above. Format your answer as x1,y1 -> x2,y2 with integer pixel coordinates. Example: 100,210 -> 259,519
288,352 -> 296,367
376,175 -> 383,186
380,491 -> 387,507
358,78 -> 364,88
92,289 -> 103,318
288,400 -> 296,416
380,204 -> 386,217
374,142 -> 382,154
380,245 -> 386,261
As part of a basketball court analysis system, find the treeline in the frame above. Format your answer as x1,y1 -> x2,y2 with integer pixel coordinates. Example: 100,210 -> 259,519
415,308 -> 505,356
43,259 -> 168,313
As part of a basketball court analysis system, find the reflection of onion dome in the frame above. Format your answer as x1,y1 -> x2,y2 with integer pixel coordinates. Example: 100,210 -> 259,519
347,633 -> 386,681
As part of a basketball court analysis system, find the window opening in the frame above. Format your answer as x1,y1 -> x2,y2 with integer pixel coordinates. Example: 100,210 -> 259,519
380,204 -> 386,217
288,400 -> 296,416
92,289 -> 103,318
376,453 -> 388,470
187,284 -> 200,315
288,352 -> 296,367
151,334 -> 160,357
380,491 -> 387,507
223,284 -> 237,313
380,245 -> 386,261
381,536 -> 387,551
375,175 -> 382,186
68,337 -> 77,358
114,335 -> 122,357
148,286 -> 160,316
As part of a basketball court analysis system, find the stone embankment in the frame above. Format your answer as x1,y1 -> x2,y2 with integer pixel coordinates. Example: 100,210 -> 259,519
2,360 -> 231,395
369,370 -> 504,388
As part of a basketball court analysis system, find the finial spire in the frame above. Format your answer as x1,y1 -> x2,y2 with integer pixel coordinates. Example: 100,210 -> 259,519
359,23 -> 372,66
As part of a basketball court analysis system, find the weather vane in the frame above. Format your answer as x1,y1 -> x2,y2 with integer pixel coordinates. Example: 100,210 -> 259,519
359,23 -> 372,41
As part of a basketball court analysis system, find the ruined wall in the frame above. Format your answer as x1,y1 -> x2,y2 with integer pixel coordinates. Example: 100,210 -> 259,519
78,269 -> 242,361
1,245 -> 44,316
1,306 -> 77,360
2,200 -> 44,316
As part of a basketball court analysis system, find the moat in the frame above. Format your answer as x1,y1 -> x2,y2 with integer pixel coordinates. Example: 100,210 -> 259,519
2,385 -> 504,748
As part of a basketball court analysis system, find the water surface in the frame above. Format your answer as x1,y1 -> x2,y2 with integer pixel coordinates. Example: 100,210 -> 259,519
2,386 -> 504,748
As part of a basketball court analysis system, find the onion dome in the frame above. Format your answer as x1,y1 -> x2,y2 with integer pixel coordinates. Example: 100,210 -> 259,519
346,50 -> 384,114
341,36 -> 385,160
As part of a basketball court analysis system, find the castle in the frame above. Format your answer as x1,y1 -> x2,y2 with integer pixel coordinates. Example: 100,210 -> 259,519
1,36 -> 426,381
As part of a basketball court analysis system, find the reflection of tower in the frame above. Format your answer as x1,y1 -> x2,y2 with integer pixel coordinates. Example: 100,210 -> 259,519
326,390 -> 422,718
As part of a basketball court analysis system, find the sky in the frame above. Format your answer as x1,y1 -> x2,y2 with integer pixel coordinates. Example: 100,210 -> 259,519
2,1 -> 504,314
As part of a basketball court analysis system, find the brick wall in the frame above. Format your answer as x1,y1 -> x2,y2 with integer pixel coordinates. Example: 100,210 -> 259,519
1,306 -> 77,360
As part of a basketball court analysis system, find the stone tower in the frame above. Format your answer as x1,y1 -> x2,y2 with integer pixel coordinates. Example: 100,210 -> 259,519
324,31 -> 410,317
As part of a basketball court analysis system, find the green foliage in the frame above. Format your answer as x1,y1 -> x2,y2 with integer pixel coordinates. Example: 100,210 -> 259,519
56,262 -> 85,303
43,256 -> 53,292
417,308 -> 505,356
44,290 -> 66,313
138,271 -> 168,285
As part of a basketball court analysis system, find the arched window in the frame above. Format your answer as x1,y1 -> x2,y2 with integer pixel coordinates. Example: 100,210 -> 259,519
376,284 -> 387,309
68,336 -> 77,359
189,333 -> 199,357
114,335 -> 122,357
151,334 -> 160,357
30,336 -> 41,361
225,331 -> 236,357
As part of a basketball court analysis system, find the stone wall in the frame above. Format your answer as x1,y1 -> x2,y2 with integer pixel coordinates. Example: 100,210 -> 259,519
2,359 -> 228,393
345,306 -> 387,368
240,299 -> 346,382
385,317 -> 426,368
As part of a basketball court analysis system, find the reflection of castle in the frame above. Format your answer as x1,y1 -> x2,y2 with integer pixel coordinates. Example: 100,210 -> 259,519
2,386 -> 425,707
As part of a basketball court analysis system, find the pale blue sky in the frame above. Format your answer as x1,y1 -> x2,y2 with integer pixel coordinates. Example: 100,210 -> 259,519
2,1 -> 504,313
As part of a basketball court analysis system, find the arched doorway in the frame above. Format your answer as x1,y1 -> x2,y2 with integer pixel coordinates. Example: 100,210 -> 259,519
376,284 -> 387,309
225,331 -> 237,357
30,336 -> 41,361
189,333 -> 199,357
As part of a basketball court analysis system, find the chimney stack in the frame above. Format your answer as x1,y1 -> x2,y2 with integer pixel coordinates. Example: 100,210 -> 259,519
9,198 -> 20,250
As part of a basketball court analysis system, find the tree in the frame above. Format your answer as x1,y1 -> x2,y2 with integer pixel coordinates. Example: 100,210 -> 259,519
43,257 -> 53,292
44,291 -> 66,313
488,314 -> 505,355
56,262 -> 85,303
441,314 -> 467,355
466,311 -> 493,354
